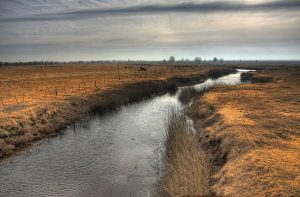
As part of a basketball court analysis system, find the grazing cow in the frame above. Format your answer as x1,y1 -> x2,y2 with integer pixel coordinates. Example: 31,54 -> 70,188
138,66 -> 147,71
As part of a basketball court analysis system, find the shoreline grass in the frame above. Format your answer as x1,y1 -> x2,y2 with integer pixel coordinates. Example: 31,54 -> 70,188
156,109 -> 211,196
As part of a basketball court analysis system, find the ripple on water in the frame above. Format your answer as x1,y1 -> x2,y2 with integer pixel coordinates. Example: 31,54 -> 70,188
0,71 -> 245,196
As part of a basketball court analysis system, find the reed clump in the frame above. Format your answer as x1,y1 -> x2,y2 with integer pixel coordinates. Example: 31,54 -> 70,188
157,109 -> 211,196
178,87 -> 199,103
207,68 -> 235,79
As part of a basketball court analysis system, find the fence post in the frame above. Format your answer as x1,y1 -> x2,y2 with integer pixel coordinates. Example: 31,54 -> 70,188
44,90 -> 48,101
83,80 -> 86,92
0,98 -> 4,108
118,64 -> 121,80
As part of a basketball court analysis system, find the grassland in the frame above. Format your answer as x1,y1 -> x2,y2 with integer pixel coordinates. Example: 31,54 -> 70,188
0,64 -> 205,107
188,68 -> 300,196
3,63 -> 298,196
0,63 -> 223,159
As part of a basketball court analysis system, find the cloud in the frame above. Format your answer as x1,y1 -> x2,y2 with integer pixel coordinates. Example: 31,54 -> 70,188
1,0 -> 300,22
1,0 -> 299,61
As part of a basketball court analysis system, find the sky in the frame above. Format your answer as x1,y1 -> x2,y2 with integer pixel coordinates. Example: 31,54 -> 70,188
0,0 -> 300,62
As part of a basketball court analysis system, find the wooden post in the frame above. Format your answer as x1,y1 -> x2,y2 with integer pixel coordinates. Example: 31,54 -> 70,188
0,98 -> 4,108
43,90 -> 46,101
55,87 -> 58,96
118,64 -> 121,80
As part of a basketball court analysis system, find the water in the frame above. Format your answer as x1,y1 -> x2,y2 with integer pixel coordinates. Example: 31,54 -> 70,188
0,70 -> 248,197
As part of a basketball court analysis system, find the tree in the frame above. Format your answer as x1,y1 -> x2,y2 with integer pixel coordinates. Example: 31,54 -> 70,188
169,56 -> 176,63
213,57 -> 218,62
195,57 -> 202,63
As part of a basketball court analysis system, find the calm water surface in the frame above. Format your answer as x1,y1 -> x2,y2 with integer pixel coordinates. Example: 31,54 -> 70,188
0,70 -> 248,197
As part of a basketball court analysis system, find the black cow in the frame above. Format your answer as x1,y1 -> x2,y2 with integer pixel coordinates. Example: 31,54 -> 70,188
138,66 -> 147,71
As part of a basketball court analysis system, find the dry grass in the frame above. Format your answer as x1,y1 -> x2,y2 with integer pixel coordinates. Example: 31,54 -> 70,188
157,110 -> 211,196
241,71 -> 273,83
206,68 -> 236,79
0,63 -> 213,159
189,68 -> 300,196
178,87 -> 199,103
0,64 -> 206,108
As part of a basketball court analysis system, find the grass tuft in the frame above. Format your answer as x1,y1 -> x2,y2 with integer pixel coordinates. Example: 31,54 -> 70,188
178,87 -> 199,103
156,109 -> 211,196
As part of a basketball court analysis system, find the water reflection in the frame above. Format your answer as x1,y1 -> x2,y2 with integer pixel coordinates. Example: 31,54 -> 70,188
0,70 -> 248,197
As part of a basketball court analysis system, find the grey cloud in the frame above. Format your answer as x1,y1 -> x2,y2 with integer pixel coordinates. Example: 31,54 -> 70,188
1,0 -> 300,23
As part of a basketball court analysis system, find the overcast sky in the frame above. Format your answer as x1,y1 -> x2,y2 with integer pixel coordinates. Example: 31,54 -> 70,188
0,0 -> 299,62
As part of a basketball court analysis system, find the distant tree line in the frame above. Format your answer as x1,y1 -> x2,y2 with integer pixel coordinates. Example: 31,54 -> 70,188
165,56 -> 225,63
0,60 -> 120,66
0,57 -> 226,66
0,60 -> 151,66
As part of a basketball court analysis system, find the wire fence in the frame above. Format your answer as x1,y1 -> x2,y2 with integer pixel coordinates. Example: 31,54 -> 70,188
0,66 -> 202,110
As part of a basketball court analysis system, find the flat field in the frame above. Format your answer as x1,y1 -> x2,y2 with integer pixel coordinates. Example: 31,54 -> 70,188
0,64 -> 205,108
189,68 -> 300,196
0,63 -> 209,158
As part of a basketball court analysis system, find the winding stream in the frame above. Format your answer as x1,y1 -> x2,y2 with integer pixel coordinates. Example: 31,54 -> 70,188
0,70 -> 249,197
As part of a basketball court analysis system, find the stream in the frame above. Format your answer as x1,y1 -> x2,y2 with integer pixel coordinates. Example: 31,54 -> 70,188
0,70 -> 250,197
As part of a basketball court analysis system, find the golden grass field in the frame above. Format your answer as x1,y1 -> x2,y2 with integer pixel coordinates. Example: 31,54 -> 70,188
0,64 -> 206,108
0,64 -> 210,121
189,68 -> 300,196
2,63 -> 298,196
0,63 -> 211,158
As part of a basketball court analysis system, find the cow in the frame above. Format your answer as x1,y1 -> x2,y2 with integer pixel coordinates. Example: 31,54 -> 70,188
138,66 -> 147,71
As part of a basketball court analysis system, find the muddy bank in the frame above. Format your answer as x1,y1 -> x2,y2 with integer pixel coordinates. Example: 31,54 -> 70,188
0,68 -> 234,160
188,69 -> 300,196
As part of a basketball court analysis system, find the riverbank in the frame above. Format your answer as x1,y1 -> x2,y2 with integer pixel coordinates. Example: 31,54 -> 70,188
0,64 -> 234,160
188,68 -> 300,196
157,109 -> 211,196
